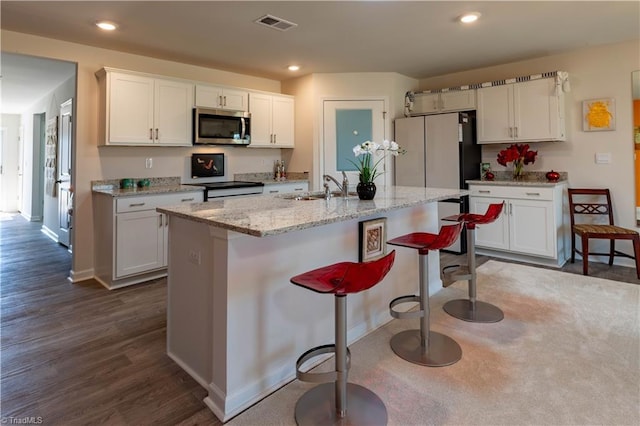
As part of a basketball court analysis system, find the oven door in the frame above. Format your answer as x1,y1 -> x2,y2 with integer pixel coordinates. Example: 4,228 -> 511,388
194,108 -> 251,145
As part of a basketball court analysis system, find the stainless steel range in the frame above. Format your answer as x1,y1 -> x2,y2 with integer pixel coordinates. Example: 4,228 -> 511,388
185,153 -> 263,200
196,181 -> 264,200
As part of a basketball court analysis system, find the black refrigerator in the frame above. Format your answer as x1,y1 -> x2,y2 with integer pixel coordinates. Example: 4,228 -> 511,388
394,111 -> 482,254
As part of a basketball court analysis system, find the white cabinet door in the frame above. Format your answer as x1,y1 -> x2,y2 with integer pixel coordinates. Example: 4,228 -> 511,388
477,79 -> 565,144
509,198 -> 555,257
477,84 -> 513,143
248,93 -> 295,148
195,85 -> 248,111
470,196 -> 510,250
412,93 -> 440,114
514,78 -> 563,142
271,95 -> 295,148
440,90 -> 476,112
154,79 -> 194,146
102,70 -> 192,146
263,182 -> 309,194
248,92 -> 273,147
115,210 -> 164,278
222,87 -> 249,111
411,91 -> 476,115
108,72 -> 155,145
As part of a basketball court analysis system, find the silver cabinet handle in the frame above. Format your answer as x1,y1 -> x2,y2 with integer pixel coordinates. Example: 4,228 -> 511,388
274,134 -> 277,144
158,214 -> 162,227
269,190 -> 278,193
181,197 -> 194,202
526,192 -> 541,196
149,128 -> 153,140
509,202 -> 513,216
155,128 -> 159,140
219,95 -> 223,106
129,202 -> 145,207
479,190 -> 491,194
223,96 -> 227,106
165,215 -> 168,227
294,187 -> 304,191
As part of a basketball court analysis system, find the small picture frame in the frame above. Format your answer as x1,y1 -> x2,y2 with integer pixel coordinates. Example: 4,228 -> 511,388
582,98 -> 616,131
359,217 -> 387,262
480,162 -> 491,178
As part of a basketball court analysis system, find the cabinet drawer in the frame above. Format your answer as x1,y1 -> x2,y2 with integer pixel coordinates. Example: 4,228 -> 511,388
469,185 -> 554,201
116,191 -> 203,213
263,182 -> 309,194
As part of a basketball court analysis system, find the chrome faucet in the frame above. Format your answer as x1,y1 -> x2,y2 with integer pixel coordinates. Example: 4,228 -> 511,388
323,172 -> 349,198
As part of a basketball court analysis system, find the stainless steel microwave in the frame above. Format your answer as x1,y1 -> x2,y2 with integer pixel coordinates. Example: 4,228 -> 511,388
193,108 -> 251,145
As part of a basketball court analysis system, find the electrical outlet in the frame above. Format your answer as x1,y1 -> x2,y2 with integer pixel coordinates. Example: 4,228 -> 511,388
188,249 -> 201,265
145,158 -> 153,169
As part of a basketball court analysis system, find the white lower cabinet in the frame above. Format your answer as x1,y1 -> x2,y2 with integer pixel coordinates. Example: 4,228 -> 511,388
469,183 -> 567,267
263,181 -> 309,194
94,190 -> 203,289
115,210 -> 166,278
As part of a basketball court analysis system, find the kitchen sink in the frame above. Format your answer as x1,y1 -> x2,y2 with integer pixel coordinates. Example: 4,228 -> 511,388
281,191 -> 358,200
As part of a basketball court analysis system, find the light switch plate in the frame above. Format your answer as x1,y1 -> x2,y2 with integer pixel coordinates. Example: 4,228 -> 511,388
595,152 -> 611,164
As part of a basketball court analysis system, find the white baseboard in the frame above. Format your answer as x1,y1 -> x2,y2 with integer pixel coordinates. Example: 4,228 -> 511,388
41,225 -> 58,242
69,268 -> 94,283
21,212 -> 42,222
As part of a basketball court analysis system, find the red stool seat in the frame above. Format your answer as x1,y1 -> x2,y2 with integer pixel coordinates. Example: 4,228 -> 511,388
386,222 -> 463,367
442,202 -> 505,323
291,251 -> 396,295
290,250 -> 395,425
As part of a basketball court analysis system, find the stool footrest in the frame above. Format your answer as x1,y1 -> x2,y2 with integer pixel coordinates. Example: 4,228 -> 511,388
389,295 -> 423,320
296,343 -> 351,384
442,264 -> 473,287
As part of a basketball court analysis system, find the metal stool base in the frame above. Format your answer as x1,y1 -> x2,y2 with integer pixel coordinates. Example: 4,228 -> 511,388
390,329 -> 461,367
294,382 -> 387,426
443,299 -> 504,323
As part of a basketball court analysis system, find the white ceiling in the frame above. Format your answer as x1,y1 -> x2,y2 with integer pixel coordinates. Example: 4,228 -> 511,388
1,1 -> 639,114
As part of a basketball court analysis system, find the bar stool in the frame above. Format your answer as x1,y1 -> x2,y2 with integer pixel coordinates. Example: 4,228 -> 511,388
442,202 -> 505,323
387,222 -> 463,367
290,250 -> 396,426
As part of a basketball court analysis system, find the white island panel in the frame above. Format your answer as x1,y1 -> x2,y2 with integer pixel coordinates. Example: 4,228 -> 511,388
160,186 -> 465,421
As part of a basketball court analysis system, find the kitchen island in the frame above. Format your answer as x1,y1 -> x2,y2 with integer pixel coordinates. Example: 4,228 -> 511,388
157,186 -> 466,421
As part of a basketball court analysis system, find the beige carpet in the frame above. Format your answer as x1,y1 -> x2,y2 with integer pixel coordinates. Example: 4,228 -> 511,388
229,260 -> 640,425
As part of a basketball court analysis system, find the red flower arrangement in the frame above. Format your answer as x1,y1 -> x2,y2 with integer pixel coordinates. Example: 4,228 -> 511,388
497,143 -> 537,178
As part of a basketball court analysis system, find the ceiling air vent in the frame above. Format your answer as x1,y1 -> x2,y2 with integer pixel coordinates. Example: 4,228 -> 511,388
254,14 -> 298,31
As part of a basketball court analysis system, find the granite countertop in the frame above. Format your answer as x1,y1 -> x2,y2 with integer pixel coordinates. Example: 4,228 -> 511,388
234,171 -> 309,185
157,186 -> 467,237
467,171 -> 568,187
92,177 -> 204,197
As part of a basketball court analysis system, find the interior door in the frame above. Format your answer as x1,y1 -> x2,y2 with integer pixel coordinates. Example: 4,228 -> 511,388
57,99 -> 73,249
322,99 -> 386,191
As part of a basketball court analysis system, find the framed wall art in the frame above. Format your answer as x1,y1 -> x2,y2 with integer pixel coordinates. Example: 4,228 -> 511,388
359,217 -> 387,262
583,98 -> 616,131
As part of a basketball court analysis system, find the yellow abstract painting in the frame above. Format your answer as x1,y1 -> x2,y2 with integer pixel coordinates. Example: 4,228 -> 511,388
583,98 -> 615,131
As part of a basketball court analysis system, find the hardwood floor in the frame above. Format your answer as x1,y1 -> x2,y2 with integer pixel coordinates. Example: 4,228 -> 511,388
0,214 -> 220,425
1,214 -> 637,425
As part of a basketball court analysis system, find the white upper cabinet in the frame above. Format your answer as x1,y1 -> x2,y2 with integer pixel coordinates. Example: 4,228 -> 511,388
249,92 -> 295,148
195,85 -> 249,111
477,78 -> 566,144
97,68 -> 193,146
411,90 -> 476,115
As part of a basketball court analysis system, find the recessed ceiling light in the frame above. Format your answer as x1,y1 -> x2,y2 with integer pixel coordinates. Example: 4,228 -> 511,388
459,12 -> 481,24
96,21 -> 118,31
288,65 -> 300,72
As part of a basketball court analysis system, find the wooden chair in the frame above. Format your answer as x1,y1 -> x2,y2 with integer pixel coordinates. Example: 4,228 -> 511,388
567,188 -> 640,279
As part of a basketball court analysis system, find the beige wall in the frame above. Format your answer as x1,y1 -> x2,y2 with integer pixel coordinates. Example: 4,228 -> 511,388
420,39 -> 640,264
283,72 -> 417,189
2,30 -> 285,280
5,28 -> 638,276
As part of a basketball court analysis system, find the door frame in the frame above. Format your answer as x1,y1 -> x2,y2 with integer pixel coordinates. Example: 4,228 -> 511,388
317,96 -> 390,191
